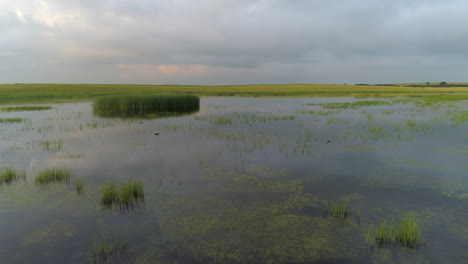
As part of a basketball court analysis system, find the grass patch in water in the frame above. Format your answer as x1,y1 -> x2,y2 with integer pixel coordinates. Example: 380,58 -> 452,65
101,180 -> 144,208
35,168 -> 71,184
0,167 -> 26,184
320,100 -> 390,109
1,106 -> 52,112
370,216 -> 423,249
93,95 -> 199,118
452,111 -> 468,123
322,198 -> 349,219
92,236 -> 126,263
0,118 -> 24,123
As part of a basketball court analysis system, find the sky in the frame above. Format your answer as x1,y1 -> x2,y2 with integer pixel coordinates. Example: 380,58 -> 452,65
1,0 -> 467,85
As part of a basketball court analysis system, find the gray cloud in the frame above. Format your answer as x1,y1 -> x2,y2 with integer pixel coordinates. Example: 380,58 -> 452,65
0,0 -> 467,84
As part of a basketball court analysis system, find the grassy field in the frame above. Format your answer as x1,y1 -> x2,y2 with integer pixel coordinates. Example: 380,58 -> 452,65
1,83 -> 468,102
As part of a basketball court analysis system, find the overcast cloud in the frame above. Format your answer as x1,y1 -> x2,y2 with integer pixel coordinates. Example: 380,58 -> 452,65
0,0 -> 467,84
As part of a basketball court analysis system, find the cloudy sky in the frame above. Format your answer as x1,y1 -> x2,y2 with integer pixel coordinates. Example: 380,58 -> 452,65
1,0 -> 467,85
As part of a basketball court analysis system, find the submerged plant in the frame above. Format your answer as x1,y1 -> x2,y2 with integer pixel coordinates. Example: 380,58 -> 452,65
0,167 -> 26,184
100,180 -> 144,208
35,168 -> 71,184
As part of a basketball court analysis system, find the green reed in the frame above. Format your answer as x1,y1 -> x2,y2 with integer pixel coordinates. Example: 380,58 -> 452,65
0,167 -> 26,184
100,180 -> 144,208
370,216 -> 423,248
35,168 -> 71,184
92,236 -> 126,263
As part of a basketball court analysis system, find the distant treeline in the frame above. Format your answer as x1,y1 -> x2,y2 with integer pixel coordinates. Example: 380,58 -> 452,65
355,84 -> 397,86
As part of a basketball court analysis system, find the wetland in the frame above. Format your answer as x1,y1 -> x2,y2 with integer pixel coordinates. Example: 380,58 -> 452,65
0,95 -> 467,263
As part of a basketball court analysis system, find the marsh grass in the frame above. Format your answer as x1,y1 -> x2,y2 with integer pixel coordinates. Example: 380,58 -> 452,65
452,111 -> 468,123
35,168 -> 71,184
1,106 -> 52,112
322,198 -> 349,219
92,236 -> 126,263
41,140 -> 63,152
0,167 -> 26,184
320,100 -> 390,109
93,95 -> 199,118
0,118 -> 24,123
101,180 -> 144,208
370,216 -> 423,249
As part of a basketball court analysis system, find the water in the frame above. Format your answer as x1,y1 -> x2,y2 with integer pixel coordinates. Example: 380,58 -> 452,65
0,97 -> 467,263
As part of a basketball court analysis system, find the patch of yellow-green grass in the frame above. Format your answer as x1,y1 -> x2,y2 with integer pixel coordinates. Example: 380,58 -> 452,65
0,118 -> 24,123
2,83 -> 468,102
1,106 -> 52,112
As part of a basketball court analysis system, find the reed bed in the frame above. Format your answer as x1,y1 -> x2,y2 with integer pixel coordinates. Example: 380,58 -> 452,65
93,95 -> 200,118
35,168 -> 72,184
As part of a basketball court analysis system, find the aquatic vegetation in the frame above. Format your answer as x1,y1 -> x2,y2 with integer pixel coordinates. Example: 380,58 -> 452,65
100,180 -> 144,208
1,106 -> 52,112
452,111 -> 468,123
41,140 -> 63,152
0,167 -> 25,184
370,216 -> 423,249
0,118 -> 24,123
396,216 -> 423,248
93,95 -> 200,118
407,119 -> 416,127
75,179 -> 84,194
322,198 -> 349,219
320,100 -> 390,109
92,236 -> 126,263
35,168 -> 72,184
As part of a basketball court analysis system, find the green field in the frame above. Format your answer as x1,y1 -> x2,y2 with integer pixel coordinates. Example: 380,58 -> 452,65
1,83 -> 468,103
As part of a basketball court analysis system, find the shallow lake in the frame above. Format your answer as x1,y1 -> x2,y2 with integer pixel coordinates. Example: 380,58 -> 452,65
0,97 -> 467,263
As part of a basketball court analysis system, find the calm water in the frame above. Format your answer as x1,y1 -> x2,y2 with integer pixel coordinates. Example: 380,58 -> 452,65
0,97 -> 467,263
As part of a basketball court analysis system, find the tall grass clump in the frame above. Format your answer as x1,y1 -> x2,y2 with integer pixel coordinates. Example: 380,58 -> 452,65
101,180 -> 144,208
0,167 -> 25,184
322,198 -> 349,219
0,118 -> 24,123
396,216 -> 423,248
370,216 -> 423,249
35,168 -> 71,184
93,95 -> 200,118
1,106 -> 52,112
